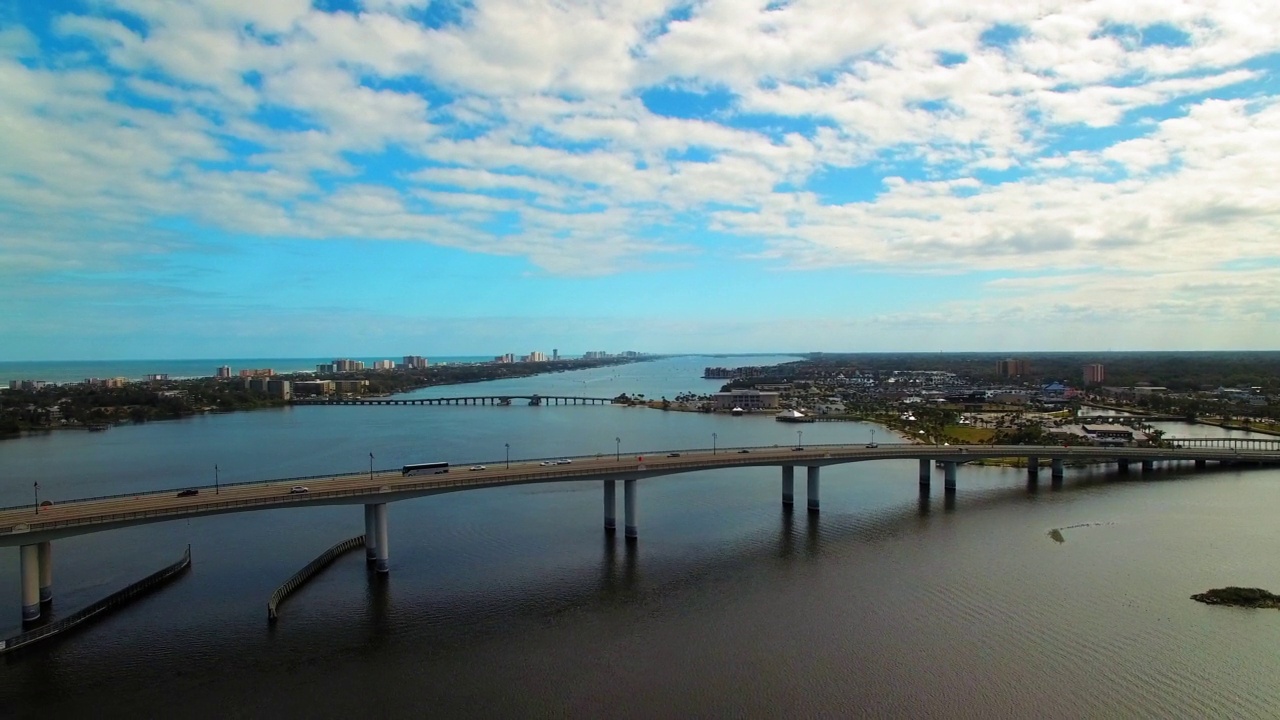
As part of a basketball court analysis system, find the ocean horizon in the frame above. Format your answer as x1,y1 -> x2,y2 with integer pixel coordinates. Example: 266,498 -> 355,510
0,357 -> 500,385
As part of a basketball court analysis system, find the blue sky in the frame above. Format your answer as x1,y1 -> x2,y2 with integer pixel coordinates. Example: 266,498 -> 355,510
2,1 -> 1279,359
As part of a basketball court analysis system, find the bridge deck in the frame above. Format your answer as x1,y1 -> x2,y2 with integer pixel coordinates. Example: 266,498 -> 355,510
3,442 -> 1278,547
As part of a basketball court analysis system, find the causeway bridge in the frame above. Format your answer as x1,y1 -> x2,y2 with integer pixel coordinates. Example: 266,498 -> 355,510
5,438 -> 1280,623
291,394 -> 616,406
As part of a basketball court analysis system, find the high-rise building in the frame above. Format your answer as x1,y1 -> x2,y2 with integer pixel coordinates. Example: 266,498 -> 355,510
997,359 -> 1028,377
552,348 -> 559,361
373,360 -> 396,370
402,355 -> 428,369
1083,363 -> 1105,385
216,365 -> 231,378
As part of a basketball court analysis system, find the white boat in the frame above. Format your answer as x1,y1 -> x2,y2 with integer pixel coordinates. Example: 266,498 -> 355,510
731,407 -> 745,416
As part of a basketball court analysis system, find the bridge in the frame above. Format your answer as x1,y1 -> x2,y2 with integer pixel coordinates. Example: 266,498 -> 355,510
4,438 -> 1279,623
291,394 -> 616,407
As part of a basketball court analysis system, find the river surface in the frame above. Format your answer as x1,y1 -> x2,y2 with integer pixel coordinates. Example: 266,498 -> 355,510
2,356 -> 1279,718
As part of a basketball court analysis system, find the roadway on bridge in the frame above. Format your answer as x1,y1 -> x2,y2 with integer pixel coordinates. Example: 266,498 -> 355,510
3,443 -> 1277,545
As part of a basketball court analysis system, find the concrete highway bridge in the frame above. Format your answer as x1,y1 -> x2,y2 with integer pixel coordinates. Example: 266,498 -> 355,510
5,438 -> 1280,623
291,394 -> 616,406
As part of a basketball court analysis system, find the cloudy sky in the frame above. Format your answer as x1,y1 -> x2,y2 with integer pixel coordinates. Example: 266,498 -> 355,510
2,0 -> 1279,359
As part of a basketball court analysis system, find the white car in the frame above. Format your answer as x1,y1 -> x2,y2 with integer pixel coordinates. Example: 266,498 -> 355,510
289,486 -> 309,494
469,465 -> 486,471
558,459 -> 572,464
540,461 -> 554,466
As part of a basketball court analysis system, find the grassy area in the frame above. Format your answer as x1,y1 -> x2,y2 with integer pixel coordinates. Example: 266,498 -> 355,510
942,425 -> 997,443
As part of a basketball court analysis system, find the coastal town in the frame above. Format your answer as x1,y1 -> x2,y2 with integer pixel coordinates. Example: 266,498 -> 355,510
615,354 -> 1280,448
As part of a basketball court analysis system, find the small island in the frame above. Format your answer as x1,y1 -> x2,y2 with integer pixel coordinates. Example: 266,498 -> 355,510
1191,587 -> 1280,609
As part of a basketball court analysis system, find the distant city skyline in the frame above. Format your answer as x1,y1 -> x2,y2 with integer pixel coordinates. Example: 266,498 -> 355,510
3,2 -> 1280,359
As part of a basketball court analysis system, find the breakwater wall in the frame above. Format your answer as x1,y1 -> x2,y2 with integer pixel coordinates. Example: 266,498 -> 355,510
1,545 -> 191,656
268,534 -> 365,622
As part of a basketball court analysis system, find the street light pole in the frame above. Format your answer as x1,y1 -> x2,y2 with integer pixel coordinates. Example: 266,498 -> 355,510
369,452 -> 374,484
33,482 -> 39,514
505,442 -> 510,469
797,430 -> 803,448
712,432 -> 717,455
616,437 -> 621,462
215,464 -> 220,495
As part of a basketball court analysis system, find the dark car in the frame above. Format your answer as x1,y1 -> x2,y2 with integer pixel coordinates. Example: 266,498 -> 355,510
792,447 -> 804,451
667,452 -> 681,457
177,489 -> 199,497
738,449 -> 750,454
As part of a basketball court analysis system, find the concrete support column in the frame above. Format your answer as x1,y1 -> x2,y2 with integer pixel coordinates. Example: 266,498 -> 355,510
373,503 -> 390,574
782,466 -> 795,507
20,544 -> 40,622
604,480 -> 617,533
919,458 -> 931,488
944,461 -> 958,493
806,466 -> 820,514
1051,458 -> 1064,481
363,504 -> 377,563
1117,459 -> 1130,474
1195,459 -> 1207,469
1141,460 -> 1154,472
37,541 -> 52,605
1027,456 -> 1040,478
624,480 -> 637,541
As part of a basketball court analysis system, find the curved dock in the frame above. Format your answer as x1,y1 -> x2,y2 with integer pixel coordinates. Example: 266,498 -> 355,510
267,534 -> 365,622
1,545 -> 191,656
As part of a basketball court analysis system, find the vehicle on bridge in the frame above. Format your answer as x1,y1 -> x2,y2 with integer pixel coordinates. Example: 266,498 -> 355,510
289,486 -> 309,494
403,462 -> 450,476
469,465 -> 486,471
176,489 -> 198,497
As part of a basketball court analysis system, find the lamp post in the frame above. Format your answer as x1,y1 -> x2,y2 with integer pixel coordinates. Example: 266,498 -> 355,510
505,443 -> 510,469
615,437 -> 621,462
33,482 -> 39,514
712,432 -> 717,455
369,452 -> 374,484
797,430 -> 803,448
870,429 -> 875,445
215,464 -> 220,495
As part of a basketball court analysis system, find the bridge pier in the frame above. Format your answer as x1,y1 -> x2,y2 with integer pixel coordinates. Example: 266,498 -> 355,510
363,504 -> 377,563
20,544 -> 40,622
373,503 -> 390,573
624,480 -> 637,541
782,466 -> 795,507
1195,459 -> 1207,469
38,541 -> 52,605
1117,459 -> 1130,474
1141,460 -> 1154,472
806,466 -> 820,514
1027,456 -> 1039,479
1051,458 -> 1064,481
919,459 -> 930,490
604,480 -> 617,534
944,461 -> 957,494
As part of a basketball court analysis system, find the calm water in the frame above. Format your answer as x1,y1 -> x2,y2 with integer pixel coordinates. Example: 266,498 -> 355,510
2,356 -> 1278,718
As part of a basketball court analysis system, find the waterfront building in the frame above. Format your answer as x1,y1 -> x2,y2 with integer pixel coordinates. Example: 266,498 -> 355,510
331,359 -> 364,372
523,351 -> 548,362
316,363 -> 336,374
333,379 -> 369,394
238,368 -> 274,378
710,389 -> 780,411
552,349 -> 559,361
293,380 -> 335,396
373,360 -> 396,370
216,365 -> 231,378
1083,363 -> 1105,385
8,380 -> 49,391
774,409 -> 814,423
402,355 -> 428,369
144,373 -> 169,382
